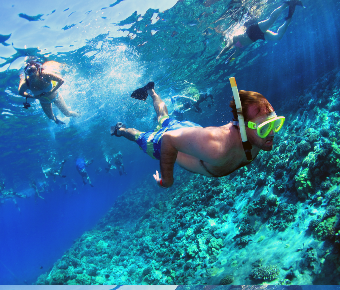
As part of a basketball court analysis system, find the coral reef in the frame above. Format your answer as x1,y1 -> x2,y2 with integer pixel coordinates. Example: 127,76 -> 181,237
36,67 -> 340,285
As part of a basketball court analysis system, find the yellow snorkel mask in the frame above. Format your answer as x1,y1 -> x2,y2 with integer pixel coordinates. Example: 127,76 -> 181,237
247,112 -> 285,139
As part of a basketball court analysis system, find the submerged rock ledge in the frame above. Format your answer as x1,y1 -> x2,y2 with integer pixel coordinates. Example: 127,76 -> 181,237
37,69 -> 340,285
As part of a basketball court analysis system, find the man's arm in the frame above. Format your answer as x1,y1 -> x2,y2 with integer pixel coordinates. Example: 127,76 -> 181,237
159,127 -> 227,187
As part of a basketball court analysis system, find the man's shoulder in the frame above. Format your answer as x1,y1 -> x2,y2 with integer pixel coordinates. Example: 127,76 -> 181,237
204,124 -> 234,139
212,125 -> 241,154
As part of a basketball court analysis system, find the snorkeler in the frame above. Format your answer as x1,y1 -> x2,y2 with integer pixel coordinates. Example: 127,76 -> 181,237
71,179 -> 77,192
76,158 -> 94,187
171,93 -> 213,116
30,180 -> 44,200
42,159 -> 67,181
192,93 -> 214,113
106,151 -> 127,176
0,189 -> 26,200
216,0 -> 304,62
111,80 -> 284,188
0,180 -> 5,192
18,59 -> 79,124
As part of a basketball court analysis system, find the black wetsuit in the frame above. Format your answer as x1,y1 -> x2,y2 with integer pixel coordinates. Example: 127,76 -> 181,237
246,23 -> 265,42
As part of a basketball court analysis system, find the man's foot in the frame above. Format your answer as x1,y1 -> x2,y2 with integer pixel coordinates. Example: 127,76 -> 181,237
131,82 -> 155,101
90,184 -> 94,187
111,122 -> 126,137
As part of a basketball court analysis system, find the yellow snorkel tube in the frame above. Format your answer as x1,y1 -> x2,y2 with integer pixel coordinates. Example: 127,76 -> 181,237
229,77 -> 253,161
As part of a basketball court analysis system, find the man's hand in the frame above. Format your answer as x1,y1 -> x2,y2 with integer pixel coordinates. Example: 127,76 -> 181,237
153,170 -> 166,188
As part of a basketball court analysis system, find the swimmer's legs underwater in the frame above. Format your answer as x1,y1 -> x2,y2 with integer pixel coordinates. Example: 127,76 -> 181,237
258,3 -> 289,32
259,1 -> 303,41
54,95 -> 79,117
40,94 -> 79,122
111,86 -> 169,140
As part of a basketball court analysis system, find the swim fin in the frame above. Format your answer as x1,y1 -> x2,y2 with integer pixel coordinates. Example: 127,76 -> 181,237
55,117 -> 65,125
111,122 -> 126,137
285,0 -> 304,20
130,82 -> 154,101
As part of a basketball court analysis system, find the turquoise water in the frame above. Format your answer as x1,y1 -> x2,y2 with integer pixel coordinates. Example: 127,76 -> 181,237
0,0 -> 340,286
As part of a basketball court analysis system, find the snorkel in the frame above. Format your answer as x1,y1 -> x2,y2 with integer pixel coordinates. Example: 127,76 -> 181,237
229,77 -> 253,161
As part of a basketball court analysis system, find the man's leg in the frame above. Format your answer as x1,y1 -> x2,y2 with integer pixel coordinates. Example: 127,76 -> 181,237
54,94 -> 79,117
40,103 -> 55,120
264,18 -> 292,41
112,127 -> 141,141
57,160 -> 66,176
112,88 -> 168,139
258,4 -> 288,32
86,175 -> 94,187
147,88 -> 169,123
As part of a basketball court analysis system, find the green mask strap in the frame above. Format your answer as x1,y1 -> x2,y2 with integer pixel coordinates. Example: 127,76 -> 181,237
229,77 -> 253,161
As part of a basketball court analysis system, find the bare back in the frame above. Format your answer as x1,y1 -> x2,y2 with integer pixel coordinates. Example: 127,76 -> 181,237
163,123 -> 257,178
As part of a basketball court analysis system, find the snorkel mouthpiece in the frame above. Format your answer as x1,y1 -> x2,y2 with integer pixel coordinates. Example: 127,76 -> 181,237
229,77 -> 253,161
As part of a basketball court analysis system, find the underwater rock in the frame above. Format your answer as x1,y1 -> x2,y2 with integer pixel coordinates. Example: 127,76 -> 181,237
294,168 -> 313,200
297,140 -> 312,154
250,264 -> 280,281
56,261 -> 68,270
219,274 -> 234,284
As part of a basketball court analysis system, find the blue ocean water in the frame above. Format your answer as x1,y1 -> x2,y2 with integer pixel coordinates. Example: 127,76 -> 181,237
0,0 -> 339,286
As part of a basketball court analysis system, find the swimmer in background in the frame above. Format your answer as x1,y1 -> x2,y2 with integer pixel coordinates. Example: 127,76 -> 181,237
30,180 -> 44,200
71,179 -> 78,192
106,151 -> 127,176
18,58 -> 79,124
76,158 -> 94,187
0,180 -> 5,192
0,188 -> 27,203
171,93 -> 214,118
42,159 -> 67,182
216,0 -> 304,62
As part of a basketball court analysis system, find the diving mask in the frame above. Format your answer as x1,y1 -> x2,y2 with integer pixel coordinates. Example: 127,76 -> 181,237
247,112 -> 285,138
24,65 -> 37,75
24,61 -> 42,75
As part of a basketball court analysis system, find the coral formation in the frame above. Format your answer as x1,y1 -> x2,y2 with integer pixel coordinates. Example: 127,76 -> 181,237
35,68 -> 340,285
250,264 -> 280,281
